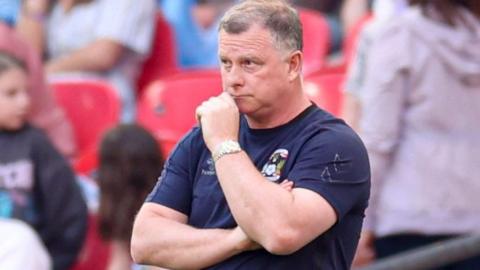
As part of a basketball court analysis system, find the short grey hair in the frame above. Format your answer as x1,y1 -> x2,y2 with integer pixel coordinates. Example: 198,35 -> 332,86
219,0 -> 303,52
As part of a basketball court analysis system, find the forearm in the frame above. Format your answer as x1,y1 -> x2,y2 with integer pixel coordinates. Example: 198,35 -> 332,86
196,93 -> 335,255
131,206 -> 247,269
340,0 -> 369,34
215,152 -> 299,252
46,39 -> 124,73
16,10 -> 46,54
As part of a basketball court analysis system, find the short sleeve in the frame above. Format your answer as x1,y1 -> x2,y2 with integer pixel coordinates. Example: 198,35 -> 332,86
146,135 -> 194,215
288,129 -> 370,221
95,0 -> 156,55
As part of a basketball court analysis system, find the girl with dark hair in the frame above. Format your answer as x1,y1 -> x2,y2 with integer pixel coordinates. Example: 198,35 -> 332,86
356,0 -> 480,268
97,124 -> 164,270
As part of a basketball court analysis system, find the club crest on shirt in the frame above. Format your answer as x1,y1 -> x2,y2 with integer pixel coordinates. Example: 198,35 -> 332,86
261,149 -> 289,182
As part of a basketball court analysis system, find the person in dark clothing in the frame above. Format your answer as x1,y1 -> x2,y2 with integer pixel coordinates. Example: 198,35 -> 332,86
0,51 -> 87,270
131,1 -> 370,269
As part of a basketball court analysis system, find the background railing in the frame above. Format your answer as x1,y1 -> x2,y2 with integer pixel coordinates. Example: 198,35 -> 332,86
356,235 -> 480,270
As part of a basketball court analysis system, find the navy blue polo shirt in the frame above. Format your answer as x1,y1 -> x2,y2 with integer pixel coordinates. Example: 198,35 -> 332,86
147,104 -> 370,269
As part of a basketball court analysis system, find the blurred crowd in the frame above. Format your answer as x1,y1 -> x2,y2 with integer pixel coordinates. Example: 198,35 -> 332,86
0,0 -> 479,269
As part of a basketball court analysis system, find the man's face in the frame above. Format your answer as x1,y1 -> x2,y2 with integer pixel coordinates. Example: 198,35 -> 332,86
218,24 -> 293,119
0,68 -> 30,131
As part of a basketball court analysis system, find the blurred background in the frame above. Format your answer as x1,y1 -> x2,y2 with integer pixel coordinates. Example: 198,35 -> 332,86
1,0 -> 479,269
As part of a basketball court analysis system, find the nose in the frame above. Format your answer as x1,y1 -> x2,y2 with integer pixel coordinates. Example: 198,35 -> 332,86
222,64 -> 245,93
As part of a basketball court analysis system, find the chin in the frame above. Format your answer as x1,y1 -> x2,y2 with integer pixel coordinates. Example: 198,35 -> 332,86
235,100 -> 257,115
237,105 -> 255,115
4,120 -> 26,131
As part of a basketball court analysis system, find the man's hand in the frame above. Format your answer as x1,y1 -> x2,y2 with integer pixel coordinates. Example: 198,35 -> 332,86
195,92 -> 240,152
231,226 -> 261,252
279,179 -> 294,192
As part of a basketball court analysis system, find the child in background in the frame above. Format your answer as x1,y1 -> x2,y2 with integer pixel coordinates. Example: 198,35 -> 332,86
97,124 -> 164,270
0,51 -> 87,270
0,23 -> 76,157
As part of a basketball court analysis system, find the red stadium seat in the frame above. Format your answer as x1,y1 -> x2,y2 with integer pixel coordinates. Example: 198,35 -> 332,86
137,11 -> 179,94
298,8 -> 330,76
304,72 -> 345,116
137,70 -> 222,156
74,147 -> 98,175
51,80 -> 120,158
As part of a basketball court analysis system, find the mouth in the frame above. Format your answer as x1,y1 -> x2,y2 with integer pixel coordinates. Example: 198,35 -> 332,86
230,95 -> 250,100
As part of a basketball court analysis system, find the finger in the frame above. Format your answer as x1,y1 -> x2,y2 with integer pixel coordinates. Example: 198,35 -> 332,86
219,92 -> 237,106
279,181 -> 294,191
196,97 -> 215,118
195,104 -> 205,125
282,180 -> 294,186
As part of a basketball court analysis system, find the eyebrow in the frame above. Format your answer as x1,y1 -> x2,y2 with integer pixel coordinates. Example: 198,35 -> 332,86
219,54 -> 263,62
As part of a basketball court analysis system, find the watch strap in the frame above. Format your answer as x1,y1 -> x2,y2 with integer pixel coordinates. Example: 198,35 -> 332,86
212,140 -> 242,162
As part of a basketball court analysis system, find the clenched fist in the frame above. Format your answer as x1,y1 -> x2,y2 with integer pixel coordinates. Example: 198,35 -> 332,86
196,92 -> 240,152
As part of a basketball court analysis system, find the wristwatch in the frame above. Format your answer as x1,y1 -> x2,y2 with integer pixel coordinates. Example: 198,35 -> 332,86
212,140 -> 242,162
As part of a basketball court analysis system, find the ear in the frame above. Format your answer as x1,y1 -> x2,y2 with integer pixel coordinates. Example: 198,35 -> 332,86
286,51 -> 303,82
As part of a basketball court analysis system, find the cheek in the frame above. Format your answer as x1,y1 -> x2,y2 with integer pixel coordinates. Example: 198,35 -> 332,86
0,98 -> 8,112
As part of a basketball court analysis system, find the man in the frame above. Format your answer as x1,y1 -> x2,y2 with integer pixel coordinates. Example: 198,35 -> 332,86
131,1 -> 370,269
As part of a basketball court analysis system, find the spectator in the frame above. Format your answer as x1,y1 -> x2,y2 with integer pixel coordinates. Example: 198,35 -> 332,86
97,124 -> 164,270
0,51 -> 88,270
357,0 -> 480,268
0,22 -> 76,157
0,218 -> 51,270
342,0 -> 407,131
291,0 -> 344,53
17,0 -> 156,122
159,0 -> 235,68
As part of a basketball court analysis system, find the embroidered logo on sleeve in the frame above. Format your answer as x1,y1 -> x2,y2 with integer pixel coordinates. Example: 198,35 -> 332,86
261,149 -> 289,182
201,157 -> 216,176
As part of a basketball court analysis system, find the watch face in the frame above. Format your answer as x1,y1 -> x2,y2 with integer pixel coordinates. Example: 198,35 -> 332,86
225,141 -> 239,151
213,140 -> 241,162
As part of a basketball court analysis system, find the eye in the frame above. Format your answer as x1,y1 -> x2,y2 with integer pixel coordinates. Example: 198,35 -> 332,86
5,88 -> 19,98
242,59 -> 261,72
220,58 -> 232,70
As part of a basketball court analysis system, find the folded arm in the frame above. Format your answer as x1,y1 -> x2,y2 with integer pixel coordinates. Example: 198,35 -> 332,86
196,93 -> 338,255
131,202 -> 258,269
215,152 -> 337,255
